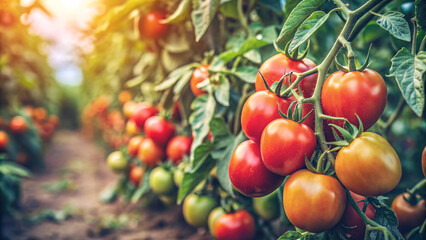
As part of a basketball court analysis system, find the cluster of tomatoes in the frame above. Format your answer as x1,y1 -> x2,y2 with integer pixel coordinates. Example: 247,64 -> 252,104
0,106 -> 59,166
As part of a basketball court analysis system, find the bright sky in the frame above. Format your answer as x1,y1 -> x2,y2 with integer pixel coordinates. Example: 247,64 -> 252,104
21,0 -> 101,86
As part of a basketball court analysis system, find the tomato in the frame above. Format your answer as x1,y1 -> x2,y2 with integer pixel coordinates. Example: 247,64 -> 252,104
214,210 -> 256,240
241,91 -> 314,143
106,151 -> 128,173
283,169 -> 346,233
253,190 -> 280,221
0,131 -> 9,149
335,132 -> 401,196
125,119 -> 141,136
9,116 -> 28,134
149,167 -> 175,195
48,115 -> 59,127
127,136 -> 144,157
138,10 -> 168,39
130,166 -> 145,186
166,136 -> 192,164
422,146 -> 426,178
255,53 -> 317,97
33,108 -> 47,122
123,101 -> 136,118
138,138 -> 165,168
321,69 -> 387,133
392,193 -> 426,234
131,103 -> 158,129
229,140 -> 284,197
0,10 -> 15,27
144,116 -> 175,147
190,65 -> 210,96
208,207 -> 226,237
183,194 -> 217,228
118,90 -> 132,105
260,119 -> 316,176
341,192 -> 376,239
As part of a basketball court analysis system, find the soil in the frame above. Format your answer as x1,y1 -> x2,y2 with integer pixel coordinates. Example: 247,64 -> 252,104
2,130 -> 214,240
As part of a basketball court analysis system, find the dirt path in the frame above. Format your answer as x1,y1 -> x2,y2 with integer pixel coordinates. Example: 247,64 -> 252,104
2,130 -> 213,240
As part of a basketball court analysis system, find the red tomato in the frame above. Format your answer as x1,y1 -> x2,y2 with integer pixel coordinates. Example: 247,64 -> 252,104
0,131 -> 9,149
144,116 -> 175,147
335,132 -> 401,196
138,10 -> 168,39
131,103 -> 158,129
9,116 -> 28,134
392,193 -> 426,234
138,138 -> 165,168
166,136 -> 192,164
241,91 -> 314,143
214,210 -> 256,240
260,119 -> 316,176
341,192 -> 376,239
321,69 -> 387,133
130,166 -> 145,186
229,140 -> 284,197
190,65 -> 210,96
127,136 -> 144,157
255,53 -> 317,97
283,169 -> 347,233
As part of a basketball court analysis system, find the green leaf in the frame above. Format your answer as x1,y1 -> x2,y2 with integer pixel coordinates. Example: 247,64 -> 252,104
368,197 -> 404,240
415,0 -> 426,31
289,11 -> 329,52
376,11 -> 411,41
218,38 -> 271,63
161,0 -> 191,24
189,94 -> 217,161
177,156 -> 216,204
276,0 -> 325,44
173,70 -> 194,94
0,162 -> 30,178
259,0 -> 284,14
388,48 -> 425,117
214,75 -> 230,106
210,118 -> 245,196
191,0 -> 221,42
406,226 -> 425,240
190,141 -> 214,173
155,64 -> 193,91
284,0 -> 303,18
231,66 -> 258,83
278,231 -> 302,240
99,185 -> 118,203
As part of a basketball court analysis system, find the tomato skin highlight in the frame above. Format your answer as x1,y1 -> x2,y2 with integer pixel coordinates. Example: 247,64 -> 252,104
283,169 -> 347,233
0,131 -> 9,149
138,138 -> 165,168
341,192 -> 376,239
321,69 -> 387,134
149,167 -> 175,195
166,136 -> 192,164
138,10 -> 168,39
144,116 -> 176,147
127,136 -> 144,157
183,194 -> 217,228
255,53 -> 317,97
392,193 -> 426,234
190,65 -> 210,96
260,119 -> 316,176
229,140 -> 284,197
131,103 -> 158,129
335,132 -> 401,196
214,210 -> 256,240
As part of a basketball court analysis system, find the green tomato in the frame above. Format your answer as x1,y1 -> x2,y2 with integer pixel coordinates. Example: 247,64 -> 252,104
149,167 -> 175,195
106,151 -> 127,173
183,194 -> 217,228
174,165 -> 184,187
208,207 -> 225,237
253,190 -> 280,221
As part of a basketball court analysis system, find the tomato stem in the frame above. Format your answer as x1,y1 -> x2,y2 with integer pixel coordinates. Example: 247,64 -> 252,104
237,0 -> 249,36
332,0 -> 350,16
280,67 -> 318,97
407,179 -> 426,200
319,114 -> 347,122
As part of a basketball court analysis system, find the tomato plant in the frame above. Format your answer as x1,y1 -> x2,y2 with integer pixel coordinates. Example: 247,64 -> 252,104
0,131 -> 9,149
127,136 -> 144,157
183,194 -> 217,228
144,116 -> 176,147
9,116 -> 28,134
129,166 -> 145,186
341,192 -> 376,239
106,151 -> 128,173
149,167 -> 175,195
214,210 -> 256,240
131,103 -> 158,129
253,190 -> 280,221
208,207 -> 225,237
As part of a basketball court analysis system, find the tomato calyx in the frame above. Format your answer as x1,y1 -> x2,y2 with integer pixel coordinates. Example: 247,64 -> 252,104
277,101 -> 313,125
305,150 -> 334,176
326,115 -> 364,149
273,40 -> 310,62
335,44 -> 372,72
404,179 -> 426,206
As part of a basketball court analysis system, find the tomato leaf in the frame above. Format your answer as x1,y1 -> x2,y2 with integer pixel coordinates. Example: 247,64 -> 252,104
231,66 -> 258,83
376,11 -> 411,42
174,70 -> 194,94
258,0 -> 284,14
191,0 -> 221,42
189,94 -> 217,162
214,75 -> 230,106
284,0 -> 303,19
388,48 -> 425,117
161,0 -> 191,24
406,225 -> 425,240
289,11 -> 329,53
278,231 -> 302,240
177,154 -> 216,204
217,38 -> 270,63
415,0 -> 426,31
368,197 -> 404,240
155,64 -> 193,91
276,0 -> 325,44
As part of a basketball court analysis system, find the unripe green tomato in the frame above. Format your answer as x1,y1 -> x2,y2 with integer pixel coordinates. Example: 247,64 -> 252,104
174,166 -> 184,187
183,194 -> 217,228
149,167 -> 175,195
208,207 -> 225,237
106,151 -> 128,173
253,190 -> 280,221
220,0 -> 239,19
